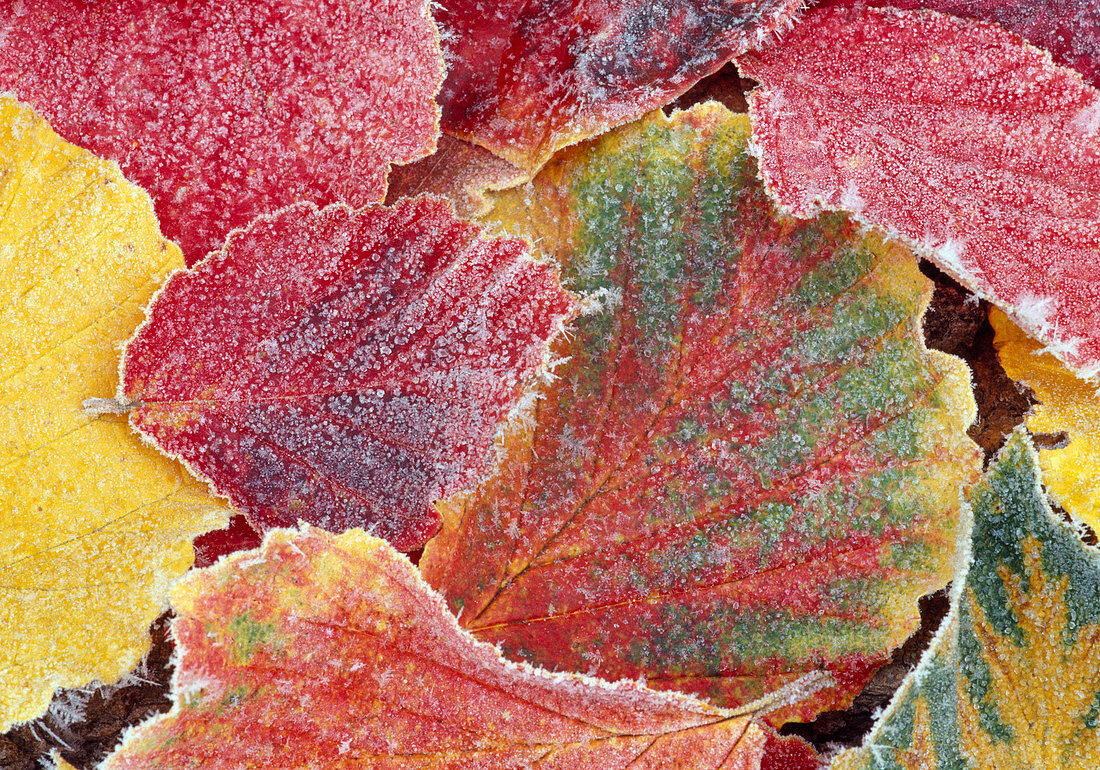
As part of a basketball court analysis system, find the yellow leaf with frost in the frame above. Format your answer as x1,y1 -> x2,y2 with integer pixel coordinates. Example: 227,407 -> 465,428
0,97 -> 228,729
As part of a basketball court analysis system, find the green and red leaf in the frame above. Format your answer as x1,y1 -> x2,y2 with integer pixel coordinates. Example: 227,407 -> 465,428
0,0 -> 444,262
104,526 -> 794,768
740,5 -> 1100,379
121,197 -> 574,551
437,0 -> 804,170
834,432 -> 1100,769
420,104 -> 982,722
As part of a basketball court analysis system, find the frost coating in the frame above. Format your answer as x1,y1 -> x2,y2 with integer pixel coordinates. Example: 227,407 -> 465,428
0,0 -> 445,262
422,104 -> 982,723
103,527 -> 781,768
741,5 -> 1100,379
822,0 -> 1100,89
992,309 -> 1100,532
121,197 -> 574,551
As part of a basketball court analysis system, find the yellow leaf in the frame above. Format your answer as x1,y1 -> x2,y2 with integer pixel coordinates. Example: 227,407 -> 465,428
991,307 -> 1100,529
0,97 -> 228,729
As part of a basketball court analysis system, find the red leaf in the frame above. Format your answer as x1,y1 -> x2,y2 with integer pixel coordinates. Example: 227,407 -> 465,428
121,197 -> 574,551
740,6 -> 1100,379
0,0 -> 444,262
437,0 -> 804,169
760,731 -> 824,770
821,0 -> 1100,89
104,527 -> 785,768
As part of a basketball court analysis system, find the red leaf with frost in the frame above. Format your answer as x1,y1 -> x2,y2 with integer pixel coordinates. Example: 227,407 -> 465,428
437,0 -> 805,169
0,0 -> 443,262
121,197 -> 574,551
192,516 -> 262,569
103,527 -> 795,768
740,5 -> 1100,379
822,0 -> 1100,89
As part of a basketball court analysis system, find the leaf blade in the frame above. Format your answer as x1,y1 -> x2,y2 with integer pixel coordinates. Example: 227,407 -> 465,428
103,527 -> 781,768
437,0 -> 804,169
991,308 -> 1100,531
421,105 -> 982,721
740,5 -> 1100,379
834,431 -> 1100,768
0,0 -> 445,261
121,197 -> 575,550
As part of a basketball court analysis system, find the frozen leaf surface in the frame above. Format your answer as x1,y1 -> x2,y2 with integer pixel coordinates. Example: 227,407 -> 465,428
121,197 -> 574,551
0,0 -> 444,262
0,98 -> 228,730
740,5 -> 1100,379
386,134 -> 529,219
104,526 -> 785,768
823,0 -> 1100,89
991,308 -> 1100,531
438,0 -> 804,169
834,432 -> 1100,769
420,104 -> 982,722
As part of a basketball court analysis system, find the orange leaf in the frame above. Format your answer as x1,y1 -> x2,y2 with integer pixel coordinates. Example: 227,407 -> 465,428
105,527 -> 790,768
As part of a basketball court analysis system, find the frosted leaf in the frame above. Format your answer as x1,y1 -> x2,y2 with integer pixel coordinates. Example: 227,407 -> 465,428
120,197 -> 574,551
420,104 -> 982,724
437,0 -> 805,169
822,0 -> 1100,89
0,96 -> 228,729
101,527 -> 815,768
834,432 -> 1100,769
741,5 -> 1100,379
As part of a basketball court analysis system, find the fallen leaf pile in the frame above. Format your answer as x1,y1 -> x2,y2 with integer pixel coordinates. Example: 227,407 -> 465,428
1,1 -> 1098,768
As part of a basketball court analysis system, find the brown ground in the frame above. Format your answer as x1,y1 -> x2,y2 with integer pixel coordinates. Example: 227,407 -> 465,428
1,70 -> 1039,769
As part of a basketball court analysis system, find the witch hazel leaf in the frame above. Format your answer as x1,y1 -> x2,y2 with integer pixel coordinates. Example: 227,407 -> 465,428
119,197 -> 574,552
834,432 -> 1100,769
386,134 -> 529,219
420,104 -> 982,723
822,0 -> 1100,89
437,0 -> 805,170
0,97 -> 229,730
740,5 -> 1100,380
0,0 -> 444,262
990,308 -> 1100,531
104,526 -> 796,769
